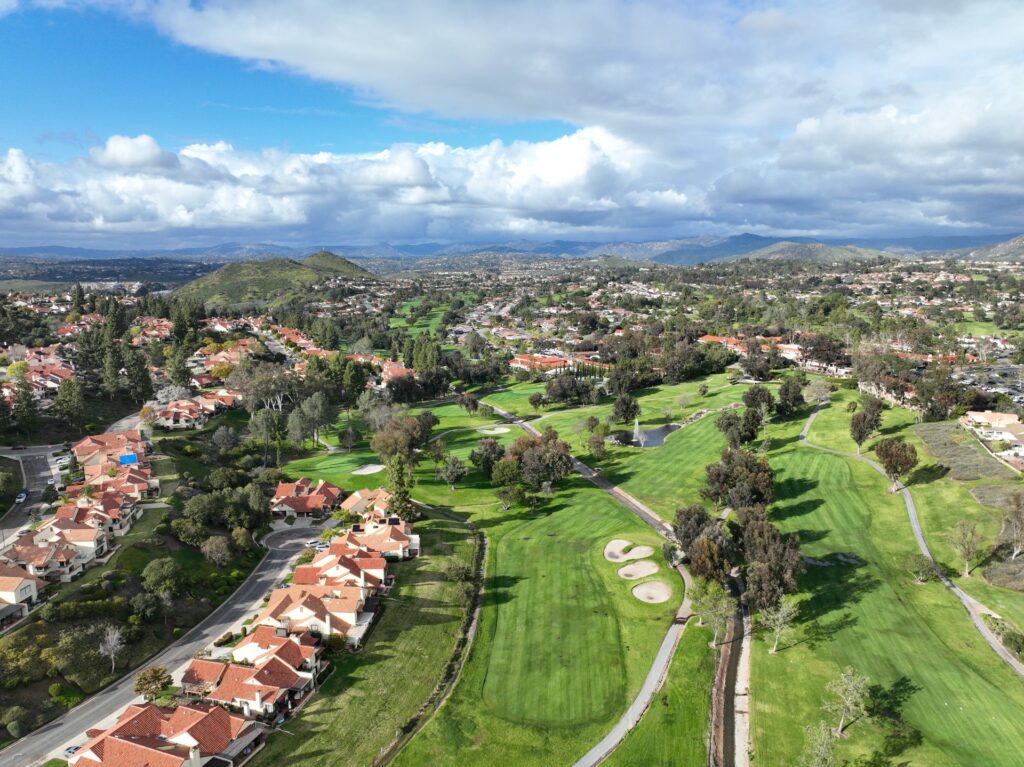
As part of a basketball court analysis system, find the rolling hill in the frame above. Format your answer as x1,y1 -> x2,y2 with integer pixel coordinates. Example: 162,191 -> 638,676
176,250 -> 373,306
726,241 -> 888,262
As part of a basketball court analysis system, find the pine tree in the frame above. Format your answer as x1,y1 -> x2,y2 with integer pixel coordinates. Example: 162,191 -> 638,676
13,377 -> 38,434
167,347 -> 191,387
101,347 -> 121,399
125,351 -> 154,403
385,453 -> 415,520
54,378 -> 86,433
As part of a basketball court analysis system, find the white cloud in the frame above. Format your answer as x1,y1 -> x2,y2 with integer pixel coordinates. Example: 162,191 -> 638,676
8,0 -> 1024,241
0,129 -> 705,243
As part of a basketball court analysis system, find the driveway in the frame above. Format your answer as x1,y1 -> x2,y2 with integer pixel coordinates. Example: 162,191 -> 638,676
105,410 -> 142,434
0,525 -> 320,767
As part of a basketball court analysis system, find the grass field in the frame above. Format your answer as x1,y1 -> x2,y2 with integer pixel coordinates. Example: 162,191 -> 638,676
752,404 -> 1024,766
395,480 -> 681,766
956,312 -> 1001,337
389,297 -> 449,336
603,625 -> 715,767
806,389 -> 1024,630
248,513 -> 477,767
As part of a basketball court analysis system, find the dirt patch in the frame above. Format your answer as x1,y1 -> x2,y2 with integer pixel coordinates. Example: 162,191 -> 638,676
632,580 -> 672,603
617,560 -> 659,579
914,422 -> 1014,481
352,464 -> 385,475
972,484 -> 1022,514
604,539 -> 655,562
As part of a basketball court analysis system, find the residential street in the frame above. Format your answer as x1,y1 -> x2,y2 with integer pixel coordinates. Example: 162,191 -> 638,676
0,444 -> 63,546
0,526 -> 320,767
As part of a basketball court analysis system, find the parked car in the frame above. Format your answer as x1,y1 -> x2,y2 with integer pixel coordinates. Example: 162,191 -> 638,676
46,478 -> 56,486
305,539 -> 320,548
14,490 -> 27,504
63,745 -> 82,758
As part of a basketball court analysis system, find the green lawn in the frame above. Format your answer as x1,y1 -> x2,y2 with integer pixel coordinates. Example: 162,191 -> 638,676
752,408 -> 1024,766
603,625 -> 715,767
956,313 -> 1001,337
249,513 -> 477,767
395,480 -> 679,766
807,389 -> 1024,630
389,297 -> 453,336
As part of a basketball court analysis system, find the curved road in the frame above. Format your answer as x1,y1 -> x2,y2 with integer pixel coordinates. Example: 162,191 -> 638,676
0,526 -> 320,767
487,404 -> 697,767
800,406 -> 1024,678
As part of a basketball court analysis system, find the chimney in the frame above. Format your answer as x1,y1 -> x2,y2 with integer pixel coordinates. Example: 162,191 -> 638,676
254,688 -> 263,709
187,744 -> 201,767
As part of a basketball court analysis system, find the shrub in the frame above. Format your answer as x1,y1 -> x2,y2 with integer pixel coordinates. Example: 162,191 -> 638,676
213,631 -> 234,647
7,719 -> 24,739
48,682 -> 85,708
172,627 -> 184,639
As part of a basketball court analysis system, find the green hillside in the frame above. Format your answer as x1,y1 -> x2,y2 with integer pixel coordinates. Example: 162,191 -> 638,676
176,251 -> 373,306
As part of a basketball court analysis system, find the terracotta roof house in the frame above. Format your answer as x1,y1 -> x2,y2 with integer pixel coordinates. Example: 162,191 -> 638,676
54,490 -> 142,536
338,487 -> 390,517
230,626 -> 322,672
0,563 -> 46,626
253,583 -> 374,647
270,478 -> 343,517
191,654 -> 313,719
69,701 -> 263,767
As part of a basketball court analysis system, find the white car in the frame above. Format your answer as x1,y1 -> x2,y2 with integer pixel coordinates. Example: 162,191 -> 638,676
46,478 -> 56,486
14,491 -> 27,504
304,539 -> 320,548
63,745 -> 82,758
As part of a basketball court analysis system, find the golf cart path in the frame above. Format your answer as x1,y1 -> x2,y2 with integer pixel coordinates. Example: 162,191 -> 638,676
800,406 -> 1024,678
488,403 -> 698,767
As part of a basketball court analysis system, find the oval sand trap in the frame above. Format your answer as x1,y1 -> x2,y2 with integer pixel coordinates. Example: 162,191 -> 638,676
604,539 -> 655,562
477,426 -> 510,435
618,560 -> 659,580
632,581 -> 672,603
351,464 -> 384,475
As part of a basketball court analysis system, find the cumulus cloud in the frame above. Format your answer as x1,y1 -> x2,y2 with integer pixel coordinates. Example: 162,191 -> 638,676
0,129 -> 707,243
6,0 -> 1024,242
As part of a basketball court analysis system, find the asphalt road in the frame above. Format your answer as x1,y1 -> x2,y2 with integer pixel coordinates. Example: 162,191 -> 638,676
0,526 -> 319,767
0,444 -> 62,545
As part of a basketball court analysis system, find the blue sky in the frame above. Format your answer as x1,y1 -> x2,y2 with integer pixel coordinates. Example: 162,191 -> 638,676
0,1 -> 1021,246
0,7 -> 572,162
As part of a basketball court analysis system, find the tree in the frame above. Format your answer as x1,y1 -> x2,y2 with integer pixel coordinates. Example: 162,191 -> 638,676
823,666 -> 869,736
53,378 -> 86,433
861,395 -> 883,432
439,456 -> 469,490
691,578 -> 733,646
612,392 -> 640,423
212,425 -> 239,454
743,384 -> 775,417
952,519 -> 982,577
167,347 -> 191,387
231,527 -> 254,551
139,404 -> 157,427
1004,492 -> 1024,561
134,665 -> 173,701
528,392 -> 546,412
798,721 -> 837,767
673,504 -> 712,552
470,437 -> 505,479
300,391 -> 334,445
905,552 -> 934,584
12,377 -> 38,433
101,346 -> 121,399
776,377 -> 805,417
703,448 -> 775,508
141,558 -> 184,596
385,453 -> 415,520
201,536 -> 233,567
875,438 -> 918,492
587,433 -> 606,459
97,624 -> 125,673
497,484 -> 526,510
690,533 -> 730,581
249,408 -> 282,465
491,457 -> 522,488
125,350 -> 154,402
287,407 -> 312,447
806,380 -> 832,404
849,411 -> 873,454
761,595 -> 798,654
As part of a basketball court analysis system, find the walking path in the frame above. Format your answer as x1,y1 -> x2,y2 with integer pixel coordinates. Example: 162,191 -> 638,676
799,406 -> 1024,678
487,404 -> 698,767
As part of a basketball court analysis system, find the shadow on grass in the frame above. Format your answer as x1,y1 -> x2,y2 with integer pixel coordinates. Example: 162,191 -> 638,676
908,463 -> 950,486
797,561 -> 880,625
772,498 -> 824,521
852,675 -> 924,766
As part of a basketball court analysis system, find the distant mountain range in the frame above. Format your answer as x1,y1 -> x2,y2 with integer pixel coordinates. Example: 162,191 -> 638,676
175,250 -> 373,307
2,231 -> 1020,265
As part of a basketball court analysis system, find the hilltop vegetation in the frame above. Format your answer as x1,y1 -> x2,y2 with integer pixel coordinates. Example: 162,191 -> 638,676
175,250 -> 373,307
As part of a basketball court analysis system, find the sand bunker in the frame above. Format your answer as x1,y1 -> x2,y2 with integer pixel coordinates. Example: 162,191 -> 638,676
351,464 -> 384,475
632,581 -> 672,604
617,560 -> 659,580
477,426 -> 511,435
604,539 -> 655,562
